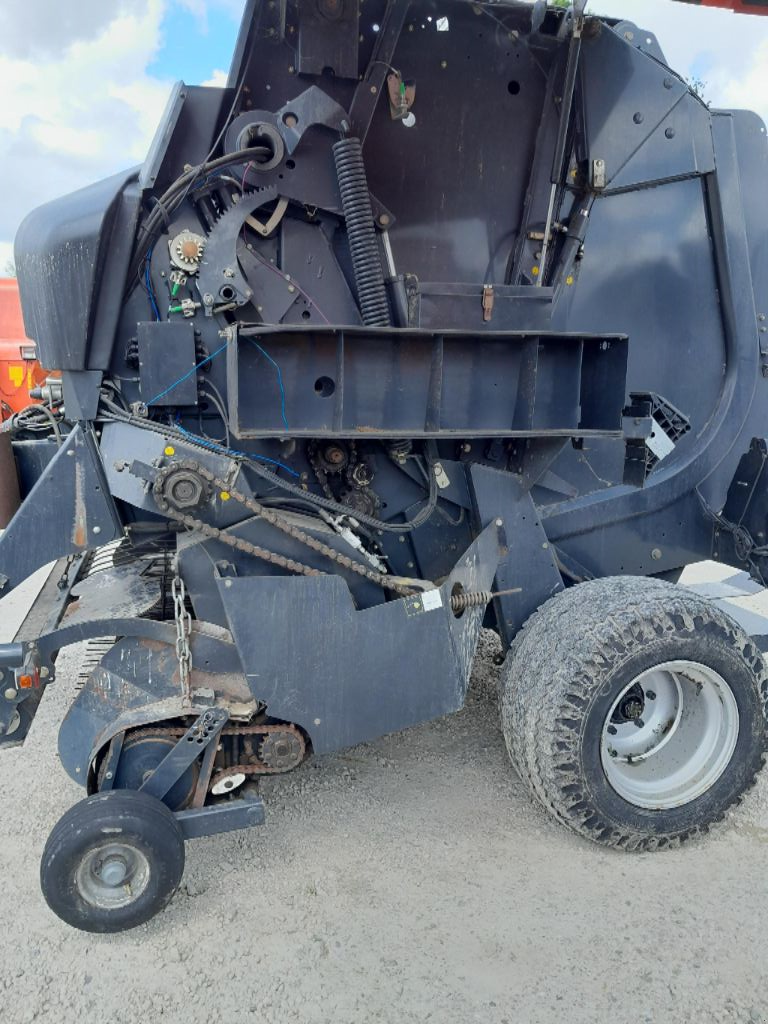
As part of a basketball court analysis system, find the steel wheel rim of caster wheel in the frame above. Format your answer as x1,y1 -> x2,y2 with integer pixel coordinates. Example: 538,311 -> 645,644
74,841 -> 152,911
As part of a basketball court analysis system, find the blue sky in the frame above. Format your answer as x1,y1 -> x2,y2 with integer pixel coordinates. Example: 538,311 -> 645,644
1,0 -> 768,271
148,1 -> 243,84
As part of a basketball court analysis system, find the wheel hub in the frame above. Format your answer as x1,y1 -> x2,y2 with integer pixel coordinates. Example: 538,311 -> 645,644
600,660 -> 740,809
76,842 -> 151,910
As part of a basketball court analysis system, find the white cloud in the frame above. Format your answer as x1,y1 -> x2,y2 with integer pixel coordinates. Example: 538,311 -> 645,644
202,68 -> 229,87
1,0 -> 768,272
0,0 -> 174,251
595,0 -> 768,123
0,242 -> 15,275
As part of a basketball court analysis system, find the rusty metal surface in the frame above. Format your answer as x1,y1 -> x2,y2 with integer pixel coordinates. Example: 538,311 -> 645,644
0,432 -> 20,528
57,629 -> 254,785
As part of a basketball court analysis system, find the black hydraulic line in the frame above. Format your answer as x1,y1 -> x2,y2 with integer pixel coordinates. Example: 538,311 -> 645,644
333,137 -> 392,328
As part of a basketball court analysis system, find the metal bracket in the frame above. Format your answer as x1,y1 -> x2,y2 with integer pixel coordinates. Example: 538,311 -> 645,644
349,0 -> 412,141
175,792 -> 265,839
139,708 -> 229,803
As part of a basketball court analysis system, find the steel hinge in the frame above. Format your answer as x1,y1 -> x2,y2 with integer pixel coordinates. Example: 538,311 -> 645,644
591,158 -> 606,190
482,284 -> 495,323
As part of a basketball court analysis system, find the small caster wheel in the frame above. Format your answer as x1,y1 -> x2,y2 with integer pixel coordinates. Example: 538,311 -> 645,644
40,789 -> 185,932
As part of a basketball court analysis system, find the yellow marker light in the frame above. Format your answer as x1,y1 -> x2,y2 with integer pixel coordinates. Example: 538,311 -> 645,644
164,446 -> 175,457
566,275 -> 575,286
531,266 -> 539,277
220,491 -> 231,502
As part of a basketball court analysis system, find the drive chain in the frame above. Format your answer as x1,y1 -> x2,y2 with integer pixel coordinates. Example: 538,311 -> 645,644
157,462 -> 420,596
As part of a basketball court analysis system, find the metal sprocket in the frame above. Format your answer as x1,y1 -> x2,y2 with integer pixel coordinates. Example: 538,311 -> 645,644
196,187 -> 287,313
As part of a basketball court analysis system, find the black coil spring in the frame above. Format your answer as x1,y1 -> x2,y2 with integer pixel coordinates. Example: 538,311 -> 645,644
333,137 -> 392,328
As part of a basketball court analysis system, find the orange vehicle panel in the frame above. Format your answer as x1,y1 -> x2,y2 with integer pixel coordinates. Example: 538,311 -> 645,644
0,278 -> 46,418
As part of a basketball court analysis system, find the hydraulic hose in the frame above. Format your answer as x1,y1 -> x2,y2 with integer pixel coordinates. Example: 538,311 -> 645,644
332,137 -> 392,327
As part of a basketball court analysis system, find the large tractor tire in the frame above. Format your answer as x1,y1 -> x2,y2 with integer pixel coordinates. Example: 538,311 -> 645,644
501,577 -> 768,850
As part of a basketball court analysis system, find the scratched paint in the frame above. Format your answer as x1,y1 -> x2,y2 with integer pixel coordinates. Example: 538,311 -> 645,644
72,454 -> 87,549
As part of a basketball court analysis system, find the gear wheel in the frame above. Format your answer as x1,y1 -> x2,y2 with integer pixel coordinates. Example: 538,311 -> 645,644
195,187 -> 288,313
258,730 -> 305,772
311,442 -> 349,476
153,459 -> 212,514
170,229 -> 206,274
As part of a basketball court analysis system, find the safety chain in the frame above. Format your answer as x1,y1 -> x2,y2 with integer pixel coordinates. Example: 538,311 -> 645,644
171,574 -> 193,706
157,463 -> 421,597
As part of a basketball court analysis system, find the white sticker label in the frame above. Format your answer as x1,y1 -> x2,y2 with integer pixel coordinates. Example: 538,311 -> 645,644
421,589 -> 443,612
647,419 -> 675,461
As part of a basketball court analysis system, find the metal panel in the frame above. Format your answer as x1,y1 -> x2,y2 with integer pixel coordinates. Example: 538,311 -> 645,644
138,321 -> 199,407
218,523 -> 503,752
229,327 -> 628,438
0,426 -> 121,596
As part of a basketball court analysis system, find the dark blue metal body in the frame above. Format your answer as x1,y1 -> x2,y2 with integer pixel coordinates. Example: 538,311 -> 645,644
2,1 -> 768,830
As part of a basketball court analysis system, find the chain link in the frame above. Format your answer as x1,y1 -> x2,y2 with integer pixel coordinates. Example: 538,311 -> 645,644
157,463 -> 422,596
171,574 -> 193,705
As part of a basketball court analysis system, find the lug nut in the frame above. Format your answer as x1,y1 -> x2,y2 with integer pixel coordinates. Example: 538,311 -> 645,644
645,690 -> 656,700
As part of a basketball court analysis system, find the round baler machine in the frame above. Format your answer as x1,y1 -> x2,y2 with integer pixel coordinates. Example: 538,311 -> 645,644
1,0 -> 768,930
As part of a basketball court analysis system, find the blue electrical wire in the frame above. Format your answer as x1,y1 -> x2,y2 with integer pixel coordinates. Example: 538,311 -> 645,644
144,245 -> 162,322
173,421 -> 300,477
147,338 -> 232,406
250,340 -> 289,431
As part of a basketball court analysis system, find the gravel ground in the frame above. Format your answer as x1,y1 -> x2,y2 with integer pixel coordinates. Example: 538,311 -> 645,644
0,565 -> 766,1024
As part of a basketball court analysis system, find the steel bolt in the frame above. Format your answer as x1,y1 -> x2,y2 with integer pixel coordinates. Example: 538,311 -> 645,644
495,518 -> 503,527
4,688 -> 16,701
607,725 -> 617,736
646,690 -> 657,700
665,127 -> 675,139
93,526 -> 102,535
651,548 -> 662,560
633,112 -> 644,125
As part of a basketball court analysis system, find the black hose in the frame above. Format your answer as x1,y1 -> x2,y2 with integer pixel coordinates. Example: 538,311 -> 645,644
96,407 -> 437,533
333,137 -> 392,327
244,447 -> 437,533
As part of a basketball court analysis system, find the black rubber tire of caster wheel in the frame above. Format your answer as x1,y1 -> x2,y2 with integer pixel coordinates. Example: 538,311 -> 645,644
40,789 -> 185,932
501,576 -> 768,851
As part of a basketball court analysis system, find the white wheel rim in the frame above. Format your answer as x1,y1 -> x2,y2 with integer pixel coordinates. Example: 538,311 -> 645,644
75,841 -> 151,910
600,660 -> 740,810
